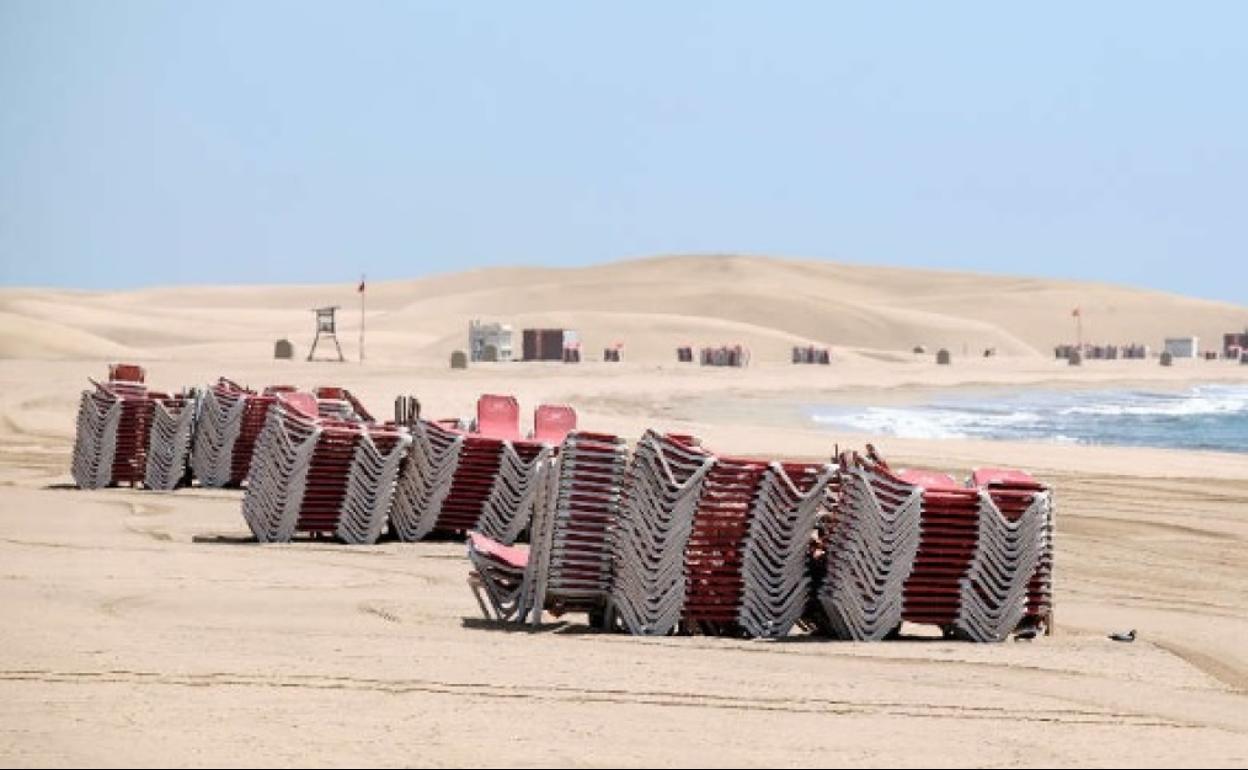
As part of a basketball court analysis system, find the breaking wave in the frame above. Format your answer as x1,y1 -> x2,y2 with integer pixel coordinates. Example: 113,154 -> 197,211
809,384 -> 1248,452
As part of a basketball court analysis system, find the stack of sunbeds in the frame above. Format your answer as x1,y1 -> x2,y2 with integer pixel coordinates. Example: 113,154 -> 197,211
608,432 -> 715,635
66,365 -> 1057,644
682,457 -> 769,635
468,429 -> 629,624
240,391 -> 411,543
389,395 -> 567,543
470,430 -> 839,638
817,450 -> 1053,641
791,346 -> 831,365
699,345 -> 749,367
71,365 -> 155,489
817,450 -> 923,640
973,468 -> 1054,635
191,379 -> 292,488
694,458 -> 836,638
635,442 -> 839,638
526,431 -> 633,622
71,382 -> 125,490
533,431 -> 629,619
143,390 -> 198,491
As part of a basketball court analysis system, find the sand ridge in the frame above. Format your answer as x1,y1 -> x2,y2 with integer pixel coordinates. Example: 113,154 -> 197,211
3,254 -> 1245,363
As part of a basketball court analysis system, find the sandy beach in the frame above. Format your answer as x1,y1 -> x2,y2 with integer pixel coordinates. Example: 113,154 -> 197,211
2,257 -> 1247,766
8,0 -> 1248,760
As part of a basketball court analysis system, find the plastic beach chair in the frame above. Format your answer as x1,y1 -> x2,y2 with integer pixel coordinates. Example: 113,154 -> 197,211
476,394 -> 522,441
532,404 -> 577,444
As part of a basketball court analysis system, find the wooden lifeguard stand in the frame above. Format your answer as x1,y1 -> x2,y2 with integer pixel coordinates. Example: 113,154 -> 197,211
308,306 -> 345,362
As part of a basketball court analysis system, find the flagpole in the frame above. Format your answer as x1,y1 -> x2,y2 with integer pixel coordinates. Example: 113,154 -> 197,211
359,274 -> 365,364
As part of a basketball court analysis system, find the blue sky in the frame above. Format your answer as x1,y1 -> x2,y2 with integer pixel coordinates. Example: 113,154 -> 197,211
1,1 -> 1245,302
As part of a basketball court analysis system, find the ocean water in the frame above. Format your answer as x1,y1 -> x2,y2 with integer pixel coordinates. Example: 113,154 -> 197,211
809,384 -> 1248,453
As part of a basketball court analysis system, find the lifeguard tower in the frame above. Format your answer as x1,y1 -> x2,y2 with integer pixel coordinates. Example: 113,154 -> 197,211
308,306 -> 345,362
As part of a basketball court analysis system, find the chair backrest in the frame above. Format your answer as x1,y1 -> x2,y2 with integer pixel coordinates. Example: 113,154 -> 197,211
476,394 -> 521,440
468,531 -> 529,569
533,404 -> 577,444
281,392 -> 321,420
109,363 -> 146,383
972,467 -> 1041,489
895,468 -> 962,491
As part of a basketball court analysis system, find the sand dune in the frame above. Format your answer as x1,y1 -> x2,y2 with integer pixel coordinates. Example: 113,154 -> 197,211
3,254 -> 1243,363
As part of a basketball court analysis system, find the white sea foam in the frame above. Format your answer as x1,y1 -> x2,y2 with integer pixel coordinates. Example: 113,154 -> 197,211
809,385 -> 1248,451
1057,386 -> 1248,418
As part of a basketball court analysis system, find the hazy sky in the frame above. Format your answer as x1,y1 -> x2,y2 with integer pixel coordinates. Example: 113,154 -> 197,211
1,1 -> 1245,302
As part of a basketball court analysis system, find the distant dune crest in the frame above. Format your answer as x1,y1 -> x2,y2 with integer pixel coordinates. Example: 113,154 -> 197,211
1,254 -> 1243,362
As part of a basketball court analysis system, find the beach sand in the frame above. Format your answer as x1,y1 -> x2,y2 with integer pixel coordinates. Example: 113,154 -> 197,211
1,256 -> 1247,766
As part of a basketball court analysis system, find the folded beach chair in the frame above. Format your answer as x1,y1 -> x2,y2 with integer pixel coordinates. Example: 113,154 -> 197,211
467,531 -> 534,622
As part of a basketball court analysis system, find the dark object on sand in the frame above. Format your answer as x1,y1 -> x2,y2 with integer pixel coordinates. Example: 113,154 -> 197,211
1068,349 -> 1082,366
936,348 -> 951,365
394,395 -> 421,427
523,328 -> 566,361
792,345 -> 831,364
450,350 -> 468,369
701,345 -> 749,367
274,339 -> 294,360
1109,629 -> 1136,643
1160,351 -> 1173,367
